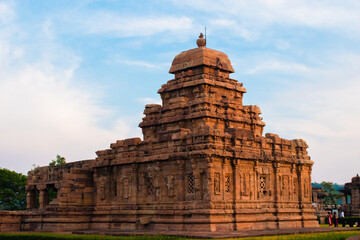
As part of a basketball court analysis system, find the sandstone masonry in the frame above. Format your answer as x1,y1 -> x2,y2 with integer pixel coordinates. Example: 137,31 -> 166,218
13,34 -> 318,232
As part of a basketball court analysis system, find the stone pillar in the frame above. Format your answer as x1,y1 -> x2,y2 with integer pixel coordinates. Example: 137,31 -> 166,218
297,165 -> 304,203
232,161 -> 240,231
37,185 -> 48,209
26,188 -> 35,209
297,165 -> 306,227
221,159 -> 225,201
233,161 -> 240,202
254,162 -> 259,200
177,160 -> 185,201
26,191 -> 34,209
193,160 -> 202,201
273,161 -> 280,229
131,164 -> 138,204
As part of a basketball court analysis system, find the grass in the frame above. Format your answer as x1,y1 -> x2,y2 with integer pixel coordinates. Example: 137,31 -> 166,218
0,233 -> 186,240
240,231 -> 359,240
0,231 -> 358,240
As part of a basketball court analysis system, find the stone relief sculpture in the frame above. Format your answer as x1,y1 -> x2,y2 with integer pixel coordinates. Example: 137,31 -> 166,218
122,178 -> 130,199
282,175 -> 289,200
98,176 -> 107,200
165,175 -> 175,197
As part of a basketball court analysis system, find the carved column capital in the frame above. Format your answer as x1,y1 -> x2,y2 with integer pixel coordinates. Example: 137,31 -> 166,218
37,184 -> 47,191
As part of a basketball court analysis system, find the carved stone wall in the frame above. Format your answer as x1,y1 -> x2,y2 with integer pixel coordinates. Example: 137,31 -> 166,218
340,174 -> 360,217
17,34 -> 318,232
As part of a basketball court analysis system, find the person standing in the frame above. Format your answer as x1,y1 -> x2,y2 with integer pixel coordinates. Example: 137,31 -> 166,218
340,211 -> 345,218
332,212 -> 338,227
328,212 -> 333,227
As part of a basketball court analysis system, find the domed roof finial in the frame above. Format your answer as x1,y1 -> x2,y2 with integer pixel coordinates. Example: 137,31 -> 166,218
196,33 -> 206,48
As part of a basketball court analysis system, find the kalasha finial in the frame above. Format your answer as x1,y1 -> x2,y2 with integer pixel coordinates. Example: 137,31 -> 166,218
196,33 -> 206,48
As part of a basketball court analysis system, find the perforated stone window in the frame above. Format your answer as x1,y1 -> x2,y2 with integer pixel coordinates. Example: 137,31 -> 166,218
225,175 -> 231,193
113,180 -> 117,197
187,173 -> 195,194
146,176 -> 154,196
260,176 -> 266,194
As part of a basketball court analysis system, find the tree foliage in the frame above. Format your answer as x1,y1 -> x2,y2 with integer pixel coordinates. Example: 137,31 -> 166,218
49,155 -> 66,166
0,168 -> 27,210
321,181 -> 342,207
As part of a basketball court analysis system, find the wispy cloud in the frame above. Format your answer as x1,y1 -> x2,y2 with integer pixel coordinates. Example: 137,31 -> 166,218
174,0 -> 360,39
0,2 -> 14,24
110,54 -> 168,70
254,53 -> 360,183
245,60 -> 310,74
124,60 -> 161,70
0,5 -> 140,173
137,97 -> 162,105
68,13 -> 194,38
209,18 -> 258,41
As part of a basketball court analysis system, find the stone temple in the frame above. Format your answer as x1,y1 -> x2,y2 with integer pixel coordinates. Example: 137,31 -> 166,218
19,34 -> 318,232
340,174 -> 360,217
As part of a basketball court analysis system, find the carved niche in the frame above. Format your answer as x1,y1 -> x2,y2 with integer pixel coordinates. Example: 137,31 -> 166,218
200,171 -> 208,200
97,176 -> 107,200
165,175 -> 175,197
304,178 -> 310,199
242,173 -> 250,196
122,178 -> 131,199
281,175 -> 289,200
147,164 -> 161,199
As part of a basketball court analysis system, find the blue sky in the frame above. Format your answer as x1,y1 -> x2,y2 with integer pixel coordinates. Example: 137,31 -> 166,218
0,0 -> 359,184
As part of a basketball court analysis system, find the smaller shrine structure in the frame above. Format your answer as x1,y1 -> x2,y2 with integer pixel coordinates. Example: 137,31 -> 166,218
312,187 -> 327,223
340,174 -> 360,217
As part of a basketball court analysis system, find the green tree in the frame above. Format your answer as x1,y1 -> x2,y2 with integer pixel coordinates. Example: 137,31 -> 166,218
321,181 -> 342,207
49,154 -> 66,166
0,168 -> 27,210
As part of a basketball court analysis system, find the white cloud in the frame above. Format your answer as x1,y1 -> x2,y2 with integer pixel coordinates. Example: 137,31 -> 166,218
124,60 -> 161,70
253,53 -> 360,183
174,0 -> 360,38
0,61 -> 139,174
245,60 -> 310,74
110,54 -> 169,70
71,13 -> 194,38
138,97 -> 162,105
0,2 -> 14,24
209,18 -> 258,41
0,7 -> 140,174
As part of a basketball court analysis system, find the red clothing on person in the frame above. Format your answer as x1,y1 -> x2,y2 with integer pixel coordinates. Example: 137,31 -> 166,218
328,214 -> 333,226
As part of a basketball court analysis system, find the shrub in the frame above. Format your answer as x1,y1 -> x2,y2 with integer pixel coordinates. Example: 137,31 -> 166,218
338,217 -> 360,227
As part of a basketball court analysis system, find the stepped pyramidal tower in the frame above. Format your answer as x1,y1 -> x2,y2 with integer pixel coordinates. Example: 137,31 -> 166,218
20,34 -> 318,232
